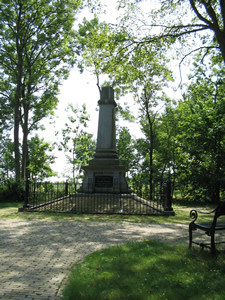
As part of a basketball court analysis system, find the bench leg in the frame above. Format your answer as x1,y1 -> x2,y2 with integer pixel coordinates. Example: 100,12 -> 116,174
189,225 -> 193,248
211,231 -> 216,255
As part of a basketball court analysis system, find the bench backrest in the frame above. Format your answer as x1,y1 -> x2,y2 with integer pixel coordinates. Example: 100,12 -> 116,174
212,202 -> 225,229
215,202 -> 225,218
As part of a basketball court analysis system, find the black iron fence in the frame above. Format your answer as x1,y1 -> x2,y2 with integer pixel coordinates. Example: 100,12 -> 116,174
21,180 -> 174,216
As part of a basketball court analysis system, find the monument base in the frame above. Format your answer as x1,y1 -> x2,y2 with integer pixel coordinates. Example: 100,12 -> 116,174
78,158 -> 132,194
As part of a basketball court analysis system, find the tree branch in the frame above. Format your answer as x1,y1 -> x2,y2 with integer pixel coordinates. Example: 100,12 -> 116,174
178,45 -> 216,87
189,0 -> 213,27
127,23 -> 210,45
201,0 -> 220,30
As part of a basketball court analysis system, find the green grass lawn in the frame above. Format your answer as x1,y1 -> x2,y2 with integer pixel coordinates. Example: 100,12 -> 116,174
0,201 -> 212,224
62,241 -> 225,300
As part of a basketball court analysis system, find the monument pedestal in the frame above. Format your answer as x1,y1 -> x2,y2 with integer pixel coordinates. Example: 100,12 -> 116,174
79,159 -> 131,194
78,87 -> 131,194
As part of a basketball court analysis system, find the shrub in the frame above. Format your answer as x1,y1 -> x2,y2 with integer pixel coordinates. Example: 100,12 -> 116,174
0,179 -> 25,202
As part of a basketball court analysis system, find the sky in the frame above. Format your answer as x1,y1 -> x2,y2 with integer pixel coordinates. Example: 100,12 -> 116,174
55,69 -> 100,137
41,69 -> 99,179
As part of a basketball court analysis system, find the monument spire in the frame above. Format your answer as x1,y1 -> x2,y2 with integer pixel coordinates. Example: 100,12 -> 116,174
78,86 -> 131,194
94,86 -> 118,159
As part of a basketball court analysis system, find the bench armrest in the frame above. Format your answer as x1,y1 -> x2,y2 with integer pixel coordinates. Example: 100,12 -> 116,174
190,208 -> 216,222
190,209 -> 198,222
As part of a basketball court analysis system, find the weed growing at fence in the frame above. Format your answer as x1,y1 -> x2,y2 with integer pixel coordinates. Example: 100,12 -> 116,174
62,241 -> 225,300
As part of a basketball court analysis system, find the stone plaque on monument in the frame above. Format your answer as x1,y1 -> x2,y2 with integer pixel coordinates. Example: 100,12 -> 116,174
95,176 -> 113,188
78,86 -> 131,194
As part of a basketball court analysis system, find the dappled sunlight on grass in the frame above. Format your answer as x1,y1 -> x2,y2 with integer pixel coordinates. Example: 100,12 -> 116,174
63,241 -> 225,300
0,202 -> 217,224
0,202 -> 23,218
0,202 -> 195,224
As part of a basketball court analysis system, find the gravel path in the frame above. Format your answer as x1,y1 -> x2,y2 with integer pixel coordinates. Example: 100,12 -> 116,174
0,219 -> 188,299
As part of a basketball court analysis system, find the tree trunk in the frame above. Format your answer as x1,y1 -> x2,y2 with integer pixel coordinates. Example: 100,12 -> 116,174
14,2 -> 23,180
144,94 -> 154,202
14,57 -> 23,180
149,123 -> 154,201
214,29 -> 225,62
14,93 -> 21,180
22,103 -> 29,180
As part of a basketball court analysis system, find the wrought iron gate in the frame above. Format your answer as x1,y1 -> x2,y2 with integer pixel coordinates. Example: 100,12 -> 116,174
20,180 -> 174,216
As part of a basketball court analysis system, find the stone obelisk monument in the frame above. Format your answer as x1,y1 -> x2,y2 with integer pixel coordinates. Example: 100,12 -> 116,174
79,86 -> 131,194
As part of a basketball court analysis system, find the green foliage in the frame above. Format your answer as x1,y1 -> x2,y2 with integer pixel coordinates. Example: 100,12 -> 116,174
116,127 -> 136,170
63,240 -> 225,300
154,104 -> 177,185
0,178 -> 24,202
0,135 -> 56,181
73,2 -> 225,204
74,4 -> 177,197
0,138 -> 14,178
28,136 -> 56,180
126,48 -> 173,195
0,0 -> 222,204
59,103 -> 95,181
174,57 -> 225,202
0,0 -> 82,179
75,16 -> 128,92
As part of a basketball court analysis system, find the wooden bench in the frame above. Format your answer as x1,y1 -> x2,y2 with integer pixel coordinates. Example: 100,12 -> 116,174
189,202 -> 225,254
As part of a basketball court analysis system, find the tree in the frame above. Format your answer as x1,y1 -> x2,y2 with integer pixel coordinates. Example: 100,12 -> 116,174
116,126 -> 136,170
182,0 -> 225,60
156,104 -> 178,194
75,13 -> 175,197
28,136 -> 56,180
0,0 -> 82,180
0,139 -> 14,179
59,103 -> 95,187
75,16 -> 129,95
174,56 -> 225,202
115,44 -> 173,199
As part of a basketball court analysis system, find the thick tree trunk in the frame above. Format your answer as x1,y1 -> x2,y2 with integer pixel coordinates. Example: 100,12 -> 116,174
214,30 -> 225,62
144,94 -> 154,202
14,94 -> 21,180
14,58 -> 23,180
189,0 -> 225,61
22,104 -> 29,180
14,2 -> 23,180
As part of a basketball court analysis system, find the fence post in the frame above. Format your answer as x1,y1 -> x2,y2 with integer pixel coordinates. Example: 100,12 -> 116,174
24,179 -> 30,209
65,181 -> 69,196
163,178 -> 175,216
